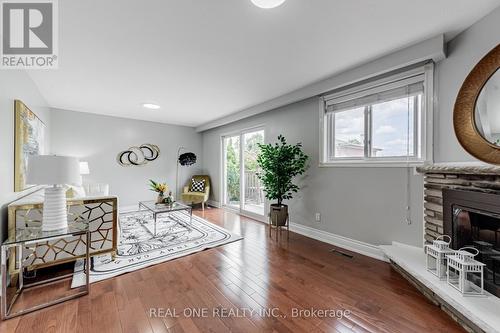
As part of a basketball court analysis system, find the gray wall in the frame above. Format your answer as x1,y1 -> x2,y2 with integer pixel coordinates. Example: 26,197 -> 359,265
435,6 -> 500,162
2,6 -> 499,250
0,71 -> 51,242
202,6 -> 500,247
202,98 -> 424,247
50,109 -> 203,208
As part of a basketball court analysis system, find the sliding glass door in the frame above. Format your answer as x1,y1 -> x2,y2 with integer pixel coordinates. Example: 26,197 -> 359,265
223,128 -> 265,218
222,135 -> 241,210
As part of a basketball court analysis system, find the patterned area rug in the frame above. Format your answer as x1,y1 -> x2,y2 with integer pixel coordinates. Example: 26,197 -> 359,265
72,210 -> 242,287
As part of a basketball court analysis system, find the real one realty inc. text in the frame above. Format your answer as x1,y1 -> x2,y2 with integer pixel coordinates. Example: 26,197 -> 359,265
149,307 -> 351,319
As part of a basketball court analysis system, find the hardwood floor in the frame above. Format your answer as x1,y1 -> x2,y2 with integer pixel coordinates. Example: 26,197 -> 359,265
0,208 -> 464,333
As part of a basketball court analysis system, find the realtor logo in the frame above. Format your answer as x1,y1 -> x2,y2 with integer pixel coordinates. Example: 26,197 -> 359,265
1,0 -> 58,68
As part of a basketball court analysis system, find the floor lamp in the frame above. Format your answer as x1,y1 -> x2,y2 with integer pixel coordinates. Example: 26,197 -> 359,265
175,147 -> 186,200
175,147 -> 197,200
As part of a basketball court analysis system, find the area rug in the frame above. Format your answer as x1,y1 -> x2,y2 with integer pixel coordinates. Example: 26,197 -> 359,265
72,210 -> 242,287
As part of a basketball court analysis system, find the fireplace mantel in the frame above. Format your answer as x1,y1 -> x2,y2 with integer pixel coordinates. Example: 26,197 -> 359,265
417,162 -> 500,175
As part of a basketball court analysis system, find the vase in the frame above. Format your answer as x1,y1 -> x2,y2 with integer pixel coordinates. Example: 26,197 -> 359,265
156,193 -> 165,204
269,204 -> 288,226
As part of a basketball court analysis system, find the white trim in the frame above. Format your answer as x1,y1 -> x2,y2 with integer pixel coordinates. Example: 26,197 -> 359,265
318,97 -> 327,167
390,240 -> 421,250
219,133 -> 225,214
423,62 -> 435,163
207,200 -> 221,208
222,204 -> 240,213
196,35 -> 445,132
289,222 -> 388,262
239,209 -> 267,223
319,161 -> 423,168
219,204 -> 267,223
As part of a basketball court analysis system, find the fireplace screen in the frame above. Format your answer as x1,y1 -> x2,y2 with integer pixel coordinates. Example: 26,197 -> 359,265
453,205 -> 500,297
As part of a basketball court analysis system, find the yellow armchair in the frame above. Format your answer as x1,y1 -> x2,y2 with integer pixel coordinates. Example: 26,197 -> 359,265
181,175 -> 210,211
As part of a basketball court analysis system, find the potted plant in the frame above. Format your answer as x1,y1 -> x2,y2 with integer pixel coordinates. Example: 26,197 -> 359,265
149,180 -> 168,204
257,135 -> 309,227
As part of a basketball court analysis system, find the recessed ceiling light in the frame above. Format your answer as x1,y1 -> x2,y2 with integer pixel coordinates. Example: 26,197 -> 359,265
251,0 -> 286,9
142,103 -> 160,110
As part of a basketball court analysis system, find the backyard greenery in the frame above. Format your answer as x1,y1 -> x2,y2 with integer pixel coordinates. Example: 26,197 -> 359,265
225,137 -> 240,203
225,132 -> 265,204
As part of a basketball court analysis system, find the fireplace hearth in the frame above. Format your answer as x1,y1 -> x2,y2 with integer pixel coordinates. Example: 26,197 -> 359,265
390,163 -> 500,332
443,188 -> 500,298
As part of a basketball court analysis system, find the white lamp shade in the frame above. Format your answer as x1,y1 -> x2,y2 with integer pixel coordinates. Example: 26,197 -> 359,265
26,155 -> 81,185
79,161 -> 90,175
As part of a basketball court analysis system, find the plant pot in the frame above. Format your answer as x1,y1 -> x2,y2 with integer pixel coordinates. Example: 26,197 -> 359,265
269,204 -> 288,226
156,193 -> 165,204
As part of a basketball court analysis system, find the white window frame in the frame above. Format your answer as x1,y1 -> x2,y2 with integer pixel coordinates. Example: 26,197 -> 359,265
319,62 -> 434,167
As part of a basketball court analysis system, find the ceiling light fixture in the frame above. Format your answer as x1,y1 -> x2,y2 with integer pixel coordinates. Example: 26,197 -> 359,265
142,103 -> 160,110
251,0 -> 286,9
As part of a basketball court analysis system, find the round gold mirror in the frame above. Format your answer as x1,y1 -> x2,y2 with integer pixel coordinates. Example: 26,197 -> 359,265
475,68 -> 500,145
454,44 -> 500,164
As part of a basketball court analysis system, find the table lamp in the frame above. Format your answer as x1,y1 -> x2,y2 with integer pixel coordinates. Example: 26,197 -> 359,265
79,161 -> 90,187
79,161 -> 90,176
26,155 -> 80,231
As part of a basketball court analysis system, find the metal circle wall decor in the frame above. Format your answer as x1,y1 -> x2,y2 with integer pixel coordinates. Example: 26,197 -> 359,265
117,144 -> 160,167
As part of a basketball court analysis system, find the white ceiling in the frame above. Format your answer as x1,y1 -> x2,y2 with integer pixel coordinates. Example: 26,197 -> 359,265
28,0 -> 500,128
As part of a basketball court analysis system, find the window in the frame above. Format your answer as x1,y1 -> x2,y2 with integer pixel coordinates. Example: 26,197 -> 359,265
320,64 -> 433,166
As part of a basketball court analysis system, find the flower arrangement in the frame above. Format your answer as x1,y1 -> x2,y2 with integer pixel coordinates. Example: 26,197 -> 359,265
149,179 -> 168,195
149,180 -> 168,203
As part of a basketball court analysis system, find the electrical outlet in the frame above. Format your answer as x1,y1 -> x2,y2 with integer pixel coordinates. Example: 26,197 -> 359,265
315,213 -> 321,222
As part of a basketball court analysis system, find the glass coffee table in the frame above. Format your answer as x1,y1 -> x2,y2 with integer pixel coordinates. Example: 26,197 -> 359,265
138,201 -> 193,236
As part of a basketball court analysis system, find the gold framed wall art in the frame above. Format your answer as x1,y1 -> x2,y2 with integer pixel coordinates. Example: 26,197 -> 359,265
14,100 -> 46,192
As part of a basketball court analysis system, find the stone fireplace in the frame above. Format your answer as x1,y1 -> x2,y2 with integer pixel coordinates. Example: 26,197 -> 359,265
417,163 -> 500,243
378,163 -> 500,332
442,188 -> 500,298
418,163 -> 500,299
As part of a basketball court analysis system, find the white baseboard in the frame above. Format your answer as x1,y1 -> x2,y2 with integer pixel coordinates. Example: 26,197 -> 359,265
289,222 -> 388,262
207,200 -> 221,208
238,210 -> 267,223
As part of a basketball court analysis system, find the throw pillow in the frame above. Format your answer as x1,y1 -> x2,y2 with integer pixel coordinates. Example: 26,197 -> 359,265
190,178 -> 206,192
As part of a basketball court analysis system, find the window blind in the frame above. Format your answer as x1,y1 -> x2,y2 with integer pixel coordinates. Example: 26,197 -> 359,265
324,74 -> 425,114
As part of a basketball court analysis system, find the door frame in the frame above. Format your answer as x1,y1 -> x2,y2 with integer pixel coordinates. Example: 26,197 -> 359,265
220,125 -> 267,222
